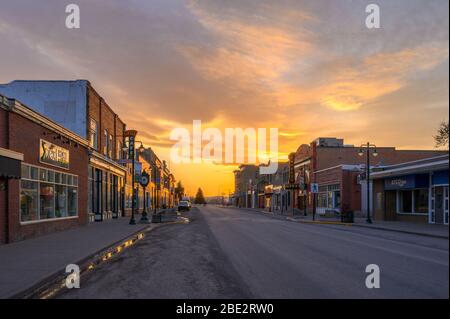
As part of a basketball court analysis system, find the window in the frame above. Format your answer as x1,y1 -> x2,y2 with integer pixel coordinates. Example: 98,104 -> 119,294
40,183 -> 55,219
109,134 -> 113,158
413,189 -> 428,214
89,118 -> 98,149
20,163 -> 79,222
117,141 -> 123,160
55,185 -> 67,218
104,130 -> 108,156
398,189 -> 428,215
317,184 -> 340,209
68,187 -> 77,216
20,180 -> 38,222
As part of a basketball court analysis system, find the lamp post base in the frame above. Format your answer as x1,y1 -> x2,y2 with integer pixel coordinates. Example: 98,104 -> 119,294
366,218 -> 372,224
139,212 -> 150,224
129,218 -> 136,225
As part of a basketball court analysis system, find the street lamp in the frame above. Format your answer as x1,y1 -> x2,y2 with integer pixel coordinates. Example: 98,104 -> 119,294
122,131 -> 146,225
358,142 -> 378,224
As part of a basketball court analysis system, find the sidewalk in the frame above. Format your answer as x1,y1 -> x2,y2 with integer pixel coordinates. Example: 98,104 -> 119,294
0,215 -> 153,299
230,206 -> 449,239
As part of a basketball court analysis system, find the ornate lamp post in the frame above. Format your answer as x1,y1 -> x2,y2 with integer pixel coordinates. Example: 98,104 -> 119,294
139,170 -> 150,224
358,142 -> 378,224
123,130 -> 145,225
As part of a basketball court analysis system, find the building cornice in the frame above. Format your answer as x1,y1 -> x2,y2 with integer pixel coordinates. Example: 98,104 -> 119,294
1,96 -> 90,148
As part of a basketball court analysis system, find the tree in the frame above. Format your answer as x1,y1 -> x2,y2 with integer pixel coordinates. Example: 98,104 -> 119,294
174,181 -> 185,201
194,188 -> 206,204
434,121 -> 449,149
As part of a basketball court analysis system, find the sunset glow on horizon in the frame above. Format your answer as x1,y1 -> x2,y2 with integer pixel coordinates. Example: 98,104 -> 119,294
0,0 -> 448,196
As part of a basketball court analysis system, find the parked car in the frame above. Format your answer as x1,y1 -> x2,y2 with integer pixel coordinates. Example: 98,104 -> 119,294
178,200 -> 190,212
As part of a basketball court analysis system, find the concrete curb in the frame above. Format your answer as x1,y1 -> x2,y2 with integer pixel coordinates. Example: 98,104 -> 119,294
351,223 -> 449,239
293,219 -> 353,226
10,218 -> 189,299
223,206 -> 448,239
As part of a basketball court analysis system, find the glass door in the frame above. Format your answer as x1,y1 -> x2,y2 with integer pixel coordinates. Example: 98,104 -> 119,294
444,186 -> 449,225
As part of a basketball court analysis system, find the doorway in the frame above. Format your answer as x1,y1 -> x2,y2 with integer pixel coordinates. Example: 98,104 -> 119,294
433,186 -> 448,225
385,190 -> 397,221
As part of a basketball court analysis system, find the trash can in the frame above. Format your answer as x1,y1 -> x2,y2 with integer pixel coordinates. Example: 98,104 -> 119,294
341,210 -> 354,223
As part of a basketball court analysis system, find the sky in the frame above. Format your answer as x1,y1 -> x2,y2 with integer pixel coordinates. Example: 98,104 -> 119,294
0,0 -> 448,196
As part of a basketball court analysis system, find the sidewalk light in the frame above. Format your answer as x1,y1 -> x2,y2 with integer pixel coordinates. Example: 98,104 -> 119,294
358,142 -> 378,224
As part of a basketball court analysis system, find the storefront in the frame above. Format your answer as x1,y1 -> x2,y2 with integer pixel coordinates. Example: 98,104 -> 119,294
0,96 -> 89,243
88,153 -> 126,222
372,155 -> 449,224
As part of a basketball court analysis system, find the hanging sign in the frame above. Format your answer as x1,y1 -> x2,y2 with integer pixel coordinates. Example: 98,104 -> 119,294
39,139 -> 69,169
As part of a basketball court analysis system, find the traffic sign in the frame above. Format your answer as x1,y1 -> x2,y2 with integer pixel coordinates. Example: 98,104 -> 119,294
311,183 -> 319,193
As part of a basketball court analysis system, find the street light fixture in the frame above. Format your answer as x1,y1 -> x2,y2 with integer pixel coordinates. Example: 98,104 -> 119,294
358,142 -> 378,224
122,131 -> 146,225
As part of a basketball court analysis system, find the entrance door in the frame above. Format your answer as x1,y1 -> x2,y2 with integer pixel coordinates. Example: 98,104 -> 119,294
94,168 -> 103,221
434,186 -> 445,224
112,175 -> 118,218
385,191 -> 397,221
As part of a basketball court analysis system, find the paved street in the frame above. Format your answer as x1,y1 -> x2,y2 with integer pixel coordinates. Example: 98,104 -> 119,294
59,206 -> 449,299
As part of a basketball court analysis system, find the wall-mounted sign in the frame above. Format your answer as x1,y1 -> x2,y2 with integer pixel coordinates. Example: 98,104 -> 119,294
385,174 -> 429,190
39,139 -> 69,169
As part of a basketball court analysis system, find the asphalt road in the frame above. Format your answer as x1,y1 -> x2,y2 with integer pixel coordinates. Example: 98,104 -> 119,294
59,205 -> 449,299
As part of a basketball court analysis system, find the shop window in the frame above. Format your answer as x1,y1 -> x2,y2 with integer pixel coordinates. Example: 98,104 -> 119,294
55,185 -> 67,218
20,163 -> 79,223
398,190 -> 413,213
20,180 -> 38,222
398,189 -> 428,215
68,187 -> 77,216
40,183 -> 55,219
413,189 -> 428,214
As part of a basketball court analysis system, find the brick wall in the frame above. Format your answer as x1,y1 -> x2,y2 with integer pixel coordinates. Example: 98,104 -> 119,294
4,110 -> 89,243
87,83 -> 126,161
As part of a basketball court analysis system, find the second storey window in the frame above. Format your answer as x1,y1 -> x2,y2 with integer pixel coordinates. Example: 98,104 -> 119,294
109,134 -> 113,158
89,118 -> 98,150
103,129 -> 108,156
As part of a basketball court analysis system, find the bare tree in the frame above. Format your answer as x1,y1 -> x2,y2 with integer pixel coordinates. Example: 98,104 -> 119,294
434,120 -> 449,149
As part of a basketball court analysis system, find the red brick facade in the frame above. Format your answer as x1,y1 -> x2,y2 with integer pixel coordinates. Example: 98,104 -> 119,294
0,103 -> 89,243
87,84 -> 126,160
293,139 -> 447,214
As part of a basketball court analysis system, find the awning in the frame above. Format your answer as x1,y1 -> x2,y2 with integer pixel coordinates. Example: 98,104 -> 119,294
0,155 -> 21,179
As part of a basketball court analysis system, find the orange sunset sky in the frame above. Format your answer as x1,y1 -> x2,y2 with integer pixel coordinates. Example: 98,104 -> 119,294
0,0 -> 448,196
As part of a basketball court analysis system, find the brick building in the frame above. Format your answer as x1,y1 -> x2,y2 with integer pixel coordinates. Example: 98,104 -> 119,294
0,95 -> 89,244
0,80 -> 128,222
371,155 -> 448,224
293,137 -> 447,217
233,165 -> 258,208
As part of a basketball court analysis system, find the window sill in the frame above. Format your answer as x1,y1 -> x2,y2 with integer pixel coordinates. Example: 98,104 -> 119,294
20,216 -> 79,225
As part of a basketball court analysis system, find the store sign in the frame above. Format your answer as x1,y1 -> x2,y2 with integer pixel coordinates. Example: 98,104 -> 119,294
39,139 -> 69,169
385,175 -> 415,190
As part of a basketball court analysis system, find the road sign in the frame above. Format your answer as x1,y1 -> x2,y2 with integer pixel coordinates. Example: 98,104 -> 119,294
311,183 -> 319,193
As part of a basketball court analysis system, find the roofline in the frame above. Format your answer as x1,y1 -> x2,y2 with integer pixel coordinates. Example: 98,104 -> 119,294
371,159 -> 449,179
0,94 -> 90,148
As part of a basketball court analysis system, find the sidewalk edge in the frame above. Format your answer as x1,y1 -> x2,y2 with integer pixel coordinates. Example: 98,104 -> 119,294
9,219 -> 186,299
352,223 -> 449,239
